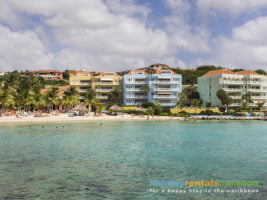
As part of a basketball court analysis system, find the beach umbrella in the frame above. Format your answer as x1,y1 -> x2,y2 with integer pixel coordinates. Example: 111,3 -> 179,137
135,107 -> 147,112
109,105 -> 122,112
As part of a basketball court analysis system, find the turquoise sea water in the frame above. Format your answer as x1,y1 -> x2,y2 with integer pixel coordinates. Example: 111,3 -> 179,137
0,121 -> 266,200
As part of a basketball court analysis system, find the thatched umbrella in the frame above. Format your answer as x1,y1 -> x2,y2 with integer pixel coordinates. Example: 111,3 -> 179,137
73,104 -> 87,111
135,107 -> 147,112
109,105 -> 122,112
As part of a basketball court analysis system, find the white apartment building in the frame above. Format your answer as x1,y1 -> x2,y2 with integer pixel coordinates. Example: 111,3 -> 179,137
198,69 -> 267,110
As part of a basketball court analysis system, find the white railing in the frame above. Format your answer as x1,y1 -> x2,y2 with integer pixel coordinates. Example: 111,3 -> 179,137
95,82 -> 119,85
126,88 -> 142,91
96,96 -> 108,99
246,81 -> 263,84
229,96 -> 242,99
126,95 -> 147,99
126,81 -> 147,84
223,88 -> 241,91
79,96 -> 85,99
153,81 -> 179,84
79,89 -> 88,92
153,95 -> 177,99
247,88 -> 261,92
251,96 -> 267,100
96,89 -> 113,92
230,103 -> 241,106
153,88 -> 179,91
220,80 -> 243,84
72,83 -> 91,86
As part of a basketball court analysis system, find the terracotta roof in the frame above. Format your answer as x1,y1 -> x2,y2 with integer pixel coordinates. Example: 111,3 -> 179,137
37,70 -> 62,73
235,70 -> 259,75
98,71 -> 121,77
202,69 -> 235,77
40,89 -> 48,94
59,85 -> 70,90
155,69 -> 177,75
127,70 -> 148,75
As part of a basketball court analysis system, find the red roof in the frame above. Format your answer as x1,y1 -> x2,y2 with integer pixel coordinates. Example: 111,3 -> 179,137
127,70 -> 148,75
202,69 -> 235,77
235,70 -> 259,75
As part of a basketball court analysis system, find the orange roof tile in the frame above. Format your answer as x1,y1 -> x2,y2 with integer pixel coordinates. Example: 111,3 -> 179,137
40,89 -> 48,94
37,70 -> 62,73
202,69 -> 235,77
155,69 -> 177,75
235,70 -> 259,75
127,70 -> 148,75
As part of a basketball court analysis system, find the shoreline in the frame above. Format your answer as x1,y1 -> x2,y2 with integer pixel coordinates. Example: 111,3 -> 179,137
0,113 -> 265,125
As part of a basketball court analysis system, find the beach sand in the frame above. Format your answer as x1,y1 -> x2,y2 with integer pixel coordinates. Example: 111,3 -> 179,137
0,113 -> 182,125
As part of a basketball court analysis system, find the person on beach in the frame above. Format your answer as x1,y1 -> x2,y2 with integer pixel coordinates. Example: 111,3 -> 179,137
42,125 -> 44,128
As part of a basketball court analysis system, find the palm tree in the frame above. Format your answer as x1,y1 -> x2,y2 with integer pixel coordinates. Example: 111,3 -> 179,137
84,88 -> 96,112
62,86 -> 79,111
140,85 -> 149,97
192,99 -> 201,114
108,84 -> 123,106
257,101 -> 264,115
176,93 -> 187,109
0,88 -> 15,113
44,87 -> 59,112
241,92 -> 252,111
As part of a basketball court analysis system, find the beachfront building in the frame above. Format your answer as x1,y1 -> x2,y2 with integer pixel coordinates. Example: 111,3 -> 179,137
93,72 -> 122,104
198,69 -> 267,110
123,69 -> 182,107
27,70 -> 63,80
69,70 -> 122,103
69,70 -> 93,100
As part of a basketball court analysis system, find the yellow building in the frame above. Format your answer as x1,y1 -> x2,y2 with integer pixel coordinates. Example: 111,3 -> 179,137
93,71 -> 122,104
69,70 -> 122,103
69,70 -> 92,100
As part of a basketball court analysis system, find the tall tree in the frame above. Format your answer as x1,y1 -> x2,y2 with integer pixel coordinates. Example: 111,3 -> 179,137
216,89 -> 233,111
84,88 -> 96,112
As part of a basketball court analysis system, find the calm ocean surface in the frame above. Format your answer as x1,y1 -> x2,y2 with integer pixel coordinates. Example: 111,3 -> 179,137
0,121 -> 266,200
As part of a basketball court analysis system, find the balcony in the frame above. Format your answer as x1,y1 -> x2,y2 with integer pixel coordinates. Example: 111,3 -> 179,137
126,88 -> 142,91
125,81 -> 147,84
96,96 -> 108,99
153,81 -> 179,84
153,95 -> 177,99
126,95 -> 147,99
246,81 -> 264,85
247,88 -> 263,92
79,89 -> 88,93
153,88 -> 179,91
96,89 -> 113,92
230,103 -> 241,107
79,96 -> 85,100
220,80 -> 243,85
251,96 -> 267,100
95,82 -> 119,85
222,88 -> 241,92
72,83 -> 91,86
229,96 -> 242,99
157,103 -> 176,106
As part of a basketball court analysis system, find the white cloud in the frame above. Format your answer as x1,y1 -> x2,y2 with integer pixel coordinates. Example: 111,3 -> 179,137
197,0 -> 267,16
0,25 -> 52,71
205,17 -> 267,69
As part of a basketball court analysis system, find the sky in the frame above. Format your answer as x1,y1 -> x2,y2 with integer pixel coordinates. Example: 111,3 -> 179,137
1,0 -> 267,72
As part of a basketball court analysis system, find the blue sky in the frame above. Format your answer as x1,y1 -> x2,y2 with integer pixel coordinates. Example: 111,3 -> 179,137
0,0 -> 267,71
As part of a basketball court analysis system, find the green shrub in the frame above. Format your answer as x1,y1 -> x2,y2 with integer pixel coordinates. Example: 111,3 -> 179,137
159,112 -> 169,116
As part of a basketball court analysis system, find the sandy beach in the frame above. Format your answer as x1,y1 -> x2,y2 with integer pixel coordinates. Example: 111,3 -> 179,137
0,113 -> 183,125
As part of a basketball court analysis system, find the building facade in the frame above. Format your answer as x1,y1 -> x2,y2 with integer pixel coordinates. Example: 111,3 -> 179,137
27,70 -> 63,80
69,70 -> 122,103
198,69 -> 267,109
123,69 -> 182,107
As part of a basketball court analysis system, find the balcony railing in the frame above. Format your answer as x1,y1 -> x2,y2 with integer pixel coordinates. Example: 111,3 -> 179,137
229,96 -> 242,99
153,88 -> 179,91
125,81 -> 147,84
220,80 -> 244,84
95,82 -> 119,85
72,83 -> 91,86
230,103 -> 241,106
126,88 -> 142,91
251,96 -> 267,100
96,96 -> 108,99
96,89 -> 113,92
222,88 -> 241,92
153,95 -> 177,99
79,89 -> 88,92
153,81 -> 179,84
125,95 -> 147,99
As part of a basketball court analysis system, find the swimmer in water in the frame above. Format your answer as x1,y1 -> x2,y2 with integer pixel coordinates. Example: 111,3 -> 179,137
42,125 -> 44,128
99,123 -> 103,126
